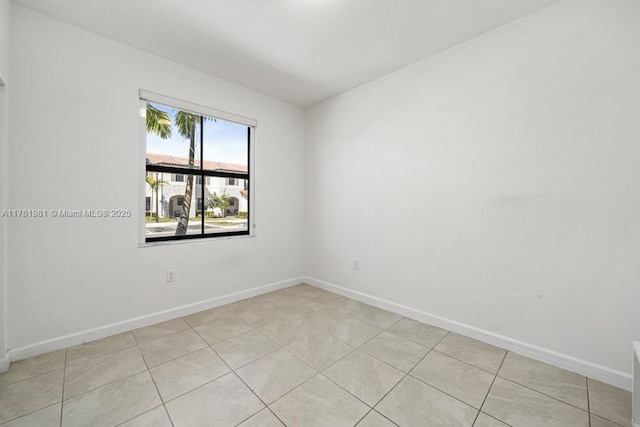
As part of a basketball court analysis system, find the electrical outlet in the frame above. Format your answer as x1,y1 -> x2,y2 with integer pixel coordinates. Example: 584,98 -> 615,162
166,270 -> 176,282
353,259 -> 359,269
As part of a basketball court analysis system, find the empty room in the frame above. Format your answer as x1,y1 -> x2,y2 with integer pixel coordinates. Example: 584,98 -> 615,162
0,0 -> 638,426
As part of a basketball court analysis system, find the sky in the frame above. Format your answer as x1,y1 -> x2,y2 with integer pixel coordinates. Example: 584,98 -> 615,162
146,102 -> 249,166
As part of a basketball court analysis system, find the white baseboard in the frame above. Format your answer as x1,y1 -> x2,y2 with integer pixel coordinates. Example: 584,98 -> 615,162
7,276 -> 304,364
0,354 -> 9,373
304,276 -> 632,391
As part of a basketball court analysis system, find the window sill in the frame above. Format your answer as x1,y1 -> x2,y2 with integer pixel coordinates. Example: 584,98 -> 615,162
139,232 -> 255,248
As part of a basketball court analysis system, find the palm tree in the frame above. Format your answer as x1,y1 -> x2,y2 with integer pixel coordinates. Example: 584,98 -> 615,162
146,104 -> 200,235
145,174 -> 168,222
173,111 -> 199,235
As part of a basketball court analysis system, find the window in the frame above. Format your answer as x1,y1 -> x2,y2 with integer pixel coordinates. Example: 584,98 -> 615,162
196,176 -> 210,185
145,197 -> 151,214
141,90 -> 255,242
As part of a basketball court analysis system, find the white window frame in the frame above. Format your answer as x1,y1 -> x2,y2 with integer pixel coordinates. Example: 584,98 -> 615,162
138,90 -> 256,245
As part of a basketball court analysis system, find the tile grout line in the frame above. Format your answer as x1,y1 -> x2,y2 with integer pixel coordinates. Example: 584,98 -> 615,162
586,376 -> 592,427
189,318 -> 283,426
361,330 -> 453,424
474,351 -> 510,426
353,409 -> 399,427
430,347 -> 504,376
0,367 -> 68,425
494,374 -> 591,414
59,349 -> 67,427
130,330 -> 176,427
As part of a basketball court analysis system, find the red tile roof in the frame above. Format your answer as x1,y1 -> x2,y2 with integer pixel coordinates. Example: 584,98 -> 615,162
146,153 -> 247,173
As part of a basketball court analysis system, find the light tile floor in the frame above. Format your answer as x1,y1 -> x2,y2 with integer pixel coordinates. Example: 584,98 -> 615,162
0,284 -> 633,427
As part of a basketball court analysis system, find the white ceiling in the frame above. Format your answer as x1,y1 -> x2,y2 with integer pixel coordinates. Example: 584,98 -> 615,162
12,0 -> 560,107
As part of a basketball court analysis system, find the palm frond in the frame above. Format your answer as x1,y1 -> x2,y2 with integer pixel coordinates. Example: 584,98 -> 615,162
146,104 -> 172,139
174,111 -> 200,139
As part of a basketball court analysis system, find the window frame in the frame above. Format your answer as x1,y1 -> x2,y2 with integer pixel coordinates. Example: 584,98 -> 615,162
139,90 -> 256,245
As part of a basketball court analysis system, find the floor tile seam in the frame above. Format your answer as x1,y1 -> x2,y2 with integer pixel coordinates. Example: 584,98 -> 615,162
320,320 -> 384,348
588,411 -> 628,427
267,329 -> 321,348
355,409 -> 400,427
202,336 -> 276,424
188,316 -> 254,335
229,327 -> 283,350
65,340 -> 139,368
113,405 -> 171,427
372,315 -> 405,331
263,406 -> 287,427
384,326 -> 448,350
131,332 -> 177,427
474,349 -> 509,426
407,370 -> 488,411
63,363 -> 152,403
586,375 -> 592,427
0,365 -> 66,392
473,412 -> 515,427
429,347 -> 503,376
63,349 -> 148,388
367,348 -> 432,423
62,350 -> 151,398
352,409 -> 375,427
187,321 -> 251,350
133,328 -> 209,374
185,316 -> 270,350
155,368 -> 238,407
59,348 -> 67,427
493,372 -> 590,413
133,326 -> 208,348
351,341 -> 420,376
357,330 -> 433,373
352,316 -> 401,331
585,378 -> 629,427
0,361 -> 67,389
184,305 -> 239,329
256,317 -> 321,342
345,324 -> 385,348
132,326 -> 194,341
235,308 -> 293,327
314,337 -> 368,373
0,401 -> 63,427
219,344 -> 283,372
139,340 -> 211,370
145,337 -> 244,405
320,368 -> 384,408
0,357 -> 74,426
228,370 -> 274,423
358,330 -> 451,411
269,370 -> 374,416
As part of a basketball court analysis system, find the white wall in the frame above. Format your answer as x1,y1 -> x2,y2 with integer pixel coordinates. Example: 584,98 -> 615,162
0,0 -> 8,80
7,6 -> 306,352
0,0 -> 10,369
306,0 -> 640,386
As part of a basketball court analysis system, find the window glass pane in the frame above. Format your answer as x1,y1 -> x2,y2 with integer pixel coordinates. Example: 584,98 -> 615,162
202,177 -> 248,234
143,94 -> 252,242
146,102 -> 202,170
202,118 -> 248,174
145,173 -> 202,238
